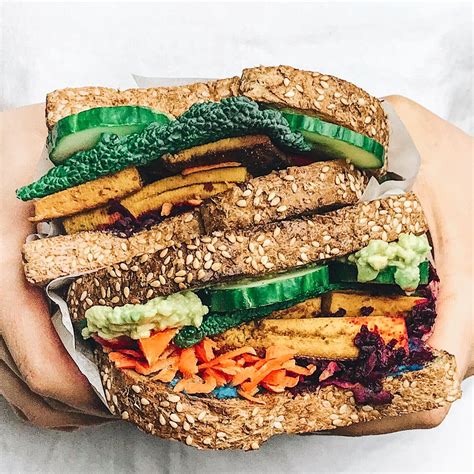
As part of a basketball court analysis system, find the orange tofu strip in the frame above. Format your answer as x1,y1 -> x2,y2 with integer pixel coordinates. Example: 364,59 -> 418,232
216,317 -> 408,359
31,167 -> 142,222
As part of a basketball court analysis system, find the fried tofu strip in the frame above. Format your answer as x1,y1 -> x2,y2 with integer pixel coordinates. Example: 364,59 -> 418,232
121,167 -> 248,217
31,167 -> 142,222
271,297 -> 322,319
214,316 -> 408,359
322,292 -> 421,317
162,135 -> 288,175
63,182 -> 232,234
62,166 -> 247,233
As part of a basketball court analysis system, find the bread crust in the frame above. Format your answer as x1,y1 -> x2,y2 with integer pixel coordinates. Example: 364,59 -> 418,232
240,65 -> 389,151
45,78 -> 240,129
67,193 -> 428,322
98,348 -> 461,450
22,211 -> 202,286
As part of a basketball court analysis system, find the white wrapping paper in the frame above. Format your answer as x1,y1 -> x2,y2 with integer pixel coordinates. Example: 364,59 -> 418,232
28,79 -> 421,406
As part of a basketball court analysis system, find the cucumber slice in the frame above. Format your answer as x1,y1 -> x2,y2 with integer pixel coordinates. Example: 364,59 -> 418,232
48,106 -> 171,164
199,265 -> 330,312
329,261 -> 429,286
281,111 -> 384,169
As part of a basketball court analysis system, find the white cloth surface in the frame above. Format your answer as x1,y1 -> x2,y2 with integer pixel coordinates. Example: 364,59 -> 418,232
0,2 -> 472,473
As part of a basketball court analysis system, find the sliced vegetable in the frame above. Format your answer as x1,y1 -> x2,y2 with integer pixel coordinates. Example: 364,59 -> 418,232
281,111 -> 385,169
194,338 -> 218,363
135,356 -> 179,376
178,347 -> 199,377
48,106 -> 171,164
200,265 -> 330,312
138,328 -> 177,366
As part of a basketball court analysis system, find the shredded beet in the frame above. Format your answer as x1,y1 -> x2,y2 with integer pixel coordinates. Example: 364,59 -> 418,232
406,279 -> 438,339
360,306 -> 374,316
97,200 -> 197,237
293,325 -> 434,405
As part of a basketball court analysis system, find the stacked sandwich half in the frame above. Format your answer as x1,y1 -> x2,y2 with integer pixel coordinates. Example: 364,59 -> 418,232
18,65 -> 460,450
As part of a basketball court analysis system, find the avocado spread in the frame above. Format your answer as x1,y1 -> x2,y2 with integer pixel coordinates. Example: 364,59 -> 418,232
82,291 -> 208,340
347,233 -> 431,291
17,97 -> 310,200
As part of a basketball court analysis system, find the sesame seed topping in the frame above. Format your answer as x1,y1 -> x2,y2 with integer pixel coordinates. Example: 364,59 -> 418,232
121,411 -> 129,420
168,394 -> 180,403
197,411 -> 206,421
169,421 -> 178,429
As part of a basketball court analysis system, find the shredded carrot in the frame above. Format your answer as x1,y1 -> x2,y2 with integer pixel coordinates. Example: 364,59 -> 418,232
240,355 -> 294,392
240,353 -> 262,364
160,202 -> 173,217
203,368 -> 228,386
282,360 -> 317,376
231,365 -> 258,386
198,346 -> 256,370
135,356 -> 179,376
174,374 -> 217,394
260,382 -> 286,393
265,345 -> 297,359
178,347 -> 199,377
138,328 -> 177,366
262,369 -> 287,386
108,352 -> 137,369
181,162 -> 241,176
151,367 -> 178,383
116,349 -> 143,359
194,338 -> 218,363
237,388 -> 265,405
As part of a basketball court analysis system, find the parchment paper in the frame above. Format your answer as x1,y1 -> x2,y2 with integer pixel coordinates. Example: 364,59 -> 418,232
29,80 -> 421,407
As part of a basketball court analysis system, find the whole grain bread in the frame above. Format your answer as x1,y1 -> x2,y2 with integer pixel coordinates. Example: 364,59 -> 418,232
200,160 -> 367,232
23,160 -> 368,286
22,212 -> 202,286
240,65 -> 389,151
46,77 -> 240,129
97,348 -> 460,450
67,193 -> 428,321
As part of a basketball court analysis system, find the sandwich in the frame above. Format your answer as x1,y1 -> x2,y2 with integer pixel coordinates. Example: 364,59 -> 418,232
17,65 -> 460,450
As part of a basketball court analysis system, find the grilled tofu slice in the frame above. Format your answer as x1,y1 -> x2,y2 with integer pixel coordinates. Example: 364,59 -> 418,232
121,167 -> 248,217
214,316 -> 408,359
322,291 -> 421,317
62,166 -> 247,233
31,167 -> 142,222
161,135 -> 288,176
270,297 -> 322,319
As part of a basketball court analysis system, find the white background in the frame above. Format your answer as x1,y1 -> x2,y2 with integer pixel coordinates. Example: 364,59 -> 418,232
1,1 -> 472,473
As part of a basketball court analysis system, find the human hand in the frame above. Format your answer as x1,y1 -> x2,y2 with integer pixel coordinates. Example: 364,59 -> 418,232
333,95 -> 473,435
0,104 -> 111,430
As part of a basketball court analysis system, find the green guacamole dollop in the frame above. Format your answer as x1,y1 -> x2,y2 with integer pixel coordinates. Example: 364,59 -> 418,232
348,233 -> 431,291
83,291 -> 208,340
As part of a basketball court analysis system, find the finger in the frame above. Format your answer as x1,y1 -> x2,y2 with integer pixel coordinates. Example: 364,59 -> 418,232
0,335 -> 113,417
0,360 -> 109,429
1,282 -> 109,417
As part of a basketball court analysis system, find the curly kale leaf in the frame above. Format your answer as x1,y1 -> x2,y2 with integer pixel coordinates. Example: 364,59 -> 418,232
17,97 -> 309,200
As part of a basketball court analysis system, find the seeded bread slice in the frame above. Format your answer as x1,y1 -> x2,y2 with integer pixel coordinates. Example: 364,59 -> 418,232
240,65 -> 389,151
97,348 -> 460,450
45,77 -> 240,129
22,212 -> 202,286
200,160 -> 368,232
67,193 -> 428,321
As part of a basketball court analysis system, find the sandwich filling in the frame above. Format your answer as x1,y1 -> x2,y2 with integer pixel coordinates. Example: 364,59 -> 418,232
82,234 -> 434,405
